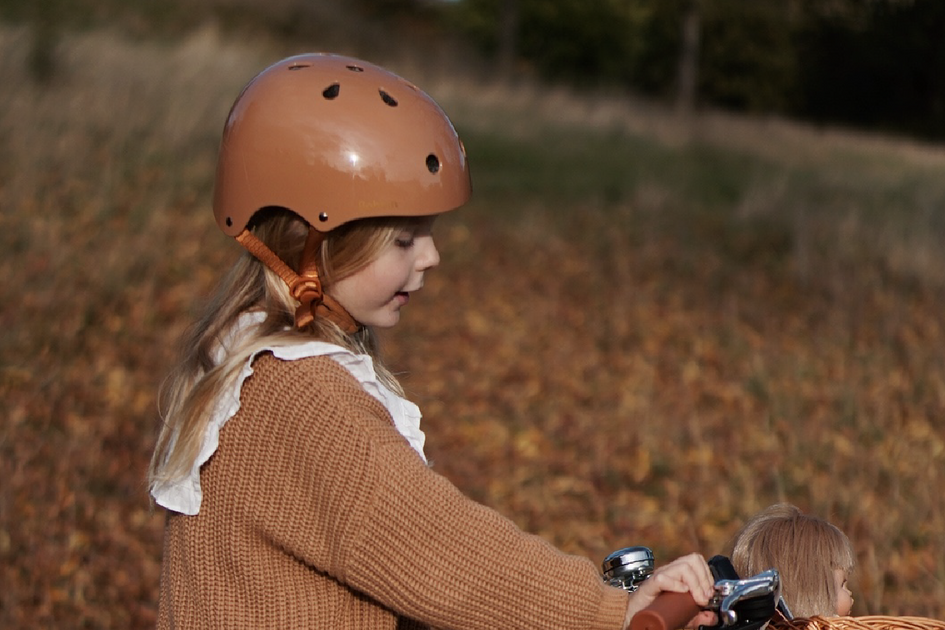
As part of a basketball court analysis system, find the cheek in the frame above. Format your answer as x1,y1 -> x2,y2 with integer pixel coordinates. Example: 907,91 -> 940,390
838,590 -> 853,615
375,255 -> 413,285
329,269 -> 377,314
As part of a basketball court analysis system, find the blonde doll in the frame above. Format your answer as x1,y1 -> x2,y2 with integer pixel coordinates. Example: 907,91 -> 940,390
730,503 -> 855,618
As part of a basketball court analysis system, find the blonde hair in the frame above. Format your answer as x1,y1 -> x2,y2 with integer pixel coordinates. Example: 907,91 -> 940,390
149,207 -> 418,489
729,503 -> 856,618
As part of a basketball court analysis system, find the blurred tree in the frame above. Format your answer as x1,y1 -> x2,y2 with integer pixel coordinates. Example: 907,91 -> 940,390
698,0 -> 801,112
497,0 -> 520,83
28,0 -> 59,83
447,0 -> 802,113
675,0 -> 702,116
0,0 -> 61,82
448,0 -> 646,86
797,0 -> 945,138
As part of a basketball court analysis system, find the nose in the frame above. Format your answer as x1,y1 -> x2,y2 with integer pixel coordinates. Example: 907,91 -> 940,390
416,235 -> 440,270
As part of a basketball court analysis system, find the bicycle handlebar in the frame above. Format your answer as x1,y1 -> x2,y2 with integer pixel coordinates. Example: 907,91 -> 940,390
629,591 -> 702,630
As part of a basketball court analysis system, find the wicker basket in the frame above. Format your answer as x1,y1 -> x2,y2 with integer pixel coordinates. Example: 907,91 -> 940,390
771,616 -> 945,630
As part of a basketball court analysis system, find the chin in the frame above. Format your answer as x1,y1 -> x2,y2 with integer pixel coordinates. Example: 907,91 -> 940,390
364,312 -> 401,329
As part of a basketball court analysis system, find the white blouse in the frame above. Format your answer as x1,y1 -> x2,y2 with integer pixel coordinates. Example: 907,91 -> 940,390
151,313 -> 426,516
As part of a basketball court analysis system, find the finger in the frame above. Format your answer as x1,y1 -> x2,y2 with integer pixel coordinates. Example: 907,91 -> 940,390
669,553 -> 711,584
689,552 -> 713,583
687,610 -> 719,629
677,553 -> 713,603
659,555 -> 712,605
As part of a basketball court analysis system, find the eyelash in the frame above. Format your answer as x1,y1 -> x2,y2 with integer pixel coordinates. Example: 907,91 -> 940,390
395,235 -> 415,248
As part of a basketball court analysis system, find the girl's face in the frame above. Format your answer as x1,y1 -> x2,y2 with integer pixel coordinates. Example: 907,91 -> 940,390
330,216 -> 440,328
834,569 -> 854,616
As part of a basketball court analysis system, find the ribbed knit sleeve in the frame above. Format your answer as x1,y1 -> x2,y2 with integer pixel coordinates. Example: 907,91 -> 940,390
346,421 -> 630,630
163,352 -> 628,630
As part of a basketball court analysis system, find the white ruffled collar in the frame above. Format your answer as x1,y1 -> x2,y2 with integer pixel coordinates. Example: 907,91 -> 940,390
151,312 -> 425,515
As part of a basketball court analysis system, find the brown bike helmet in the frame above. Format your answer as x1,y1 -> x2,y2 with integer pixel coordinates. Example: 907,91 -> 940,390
213,53 -> 471,235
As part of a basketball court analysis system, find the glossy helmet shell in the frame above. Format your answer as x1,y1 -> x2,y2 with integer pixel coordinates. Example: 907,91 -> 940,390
213,53 -> 472,235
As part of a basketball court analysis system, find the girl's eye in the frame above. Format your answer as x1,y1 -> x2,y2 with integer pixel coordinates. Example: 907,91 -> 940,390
395,234 -> 415,248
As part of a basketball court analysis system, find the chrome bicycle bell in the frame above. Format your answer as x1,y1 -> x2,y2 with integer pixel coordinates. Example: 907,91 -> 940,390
602,546 -> 655,592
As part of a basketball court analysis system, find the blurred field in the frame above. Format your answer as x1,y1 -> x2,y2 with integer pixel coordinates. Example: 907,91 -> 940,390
1,22 -> 944,628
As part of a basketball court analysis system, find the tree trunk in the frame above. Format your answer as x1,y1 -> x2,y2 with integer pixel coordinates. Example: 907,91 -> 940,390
676,0 -> 702,116
497,0 -> 520,84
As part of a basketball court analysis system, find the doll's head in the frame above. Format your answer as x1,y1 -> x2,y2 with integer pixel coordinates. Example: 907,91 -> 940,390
730,503 -> 855,617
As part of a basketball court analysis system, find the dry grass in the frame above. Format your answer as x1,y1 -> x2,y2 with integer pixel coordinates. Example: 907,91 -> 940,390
1,22 -> 943,628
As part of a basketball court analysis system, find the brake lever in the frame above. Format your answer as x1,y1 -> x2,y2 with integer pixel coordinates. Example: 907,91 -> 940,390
709,569 -> 782,627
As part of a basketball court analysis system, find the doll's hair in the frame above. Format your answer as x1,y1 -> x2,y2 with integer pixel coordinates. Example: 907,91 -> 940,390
149,207 -> 420,488
729,503 -> 855,618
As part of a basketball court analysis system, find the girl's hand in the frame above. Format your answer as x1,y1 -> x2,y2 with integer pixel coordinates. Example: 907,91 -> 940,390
622,553 -> 718,630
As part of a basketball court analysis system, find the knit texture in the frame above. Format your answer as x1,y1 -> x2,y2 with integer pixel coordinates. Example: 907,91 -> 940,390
156,352 -> 629,629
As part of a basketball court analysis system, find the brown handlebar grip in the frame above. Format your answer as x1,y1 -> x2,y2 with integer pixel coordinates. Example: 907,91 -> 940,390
629,591 -> 701,630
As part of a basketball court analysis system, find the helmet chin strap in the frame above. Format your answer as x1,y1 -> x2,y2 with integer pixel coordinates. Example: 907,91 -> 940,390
235,227 -> 360,334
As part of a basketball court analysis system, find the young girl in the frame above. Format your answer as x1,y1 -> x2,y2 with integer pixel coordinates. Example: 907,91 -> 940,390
729,503 -> 856,618
148,53 -> 718,630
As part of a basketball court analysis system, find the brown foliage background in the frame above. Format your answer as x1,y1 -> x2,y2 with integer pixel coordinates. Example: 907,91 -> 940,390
1,21 -> 944,629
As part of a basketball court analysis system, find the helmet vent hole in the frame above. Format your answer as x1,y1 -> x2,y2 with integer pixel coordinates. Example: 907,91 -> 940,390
288,63 -> 309,71
379,90 -> 398,107
323,83 -> 340,99
426,154 -> 440,173
225,217 -> 233,227
346,64 -> 364,73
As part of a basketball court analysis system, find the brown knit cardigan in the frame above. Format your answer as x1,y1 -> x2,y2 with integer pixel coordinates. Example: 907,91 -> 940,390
156,352 -> 629,629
